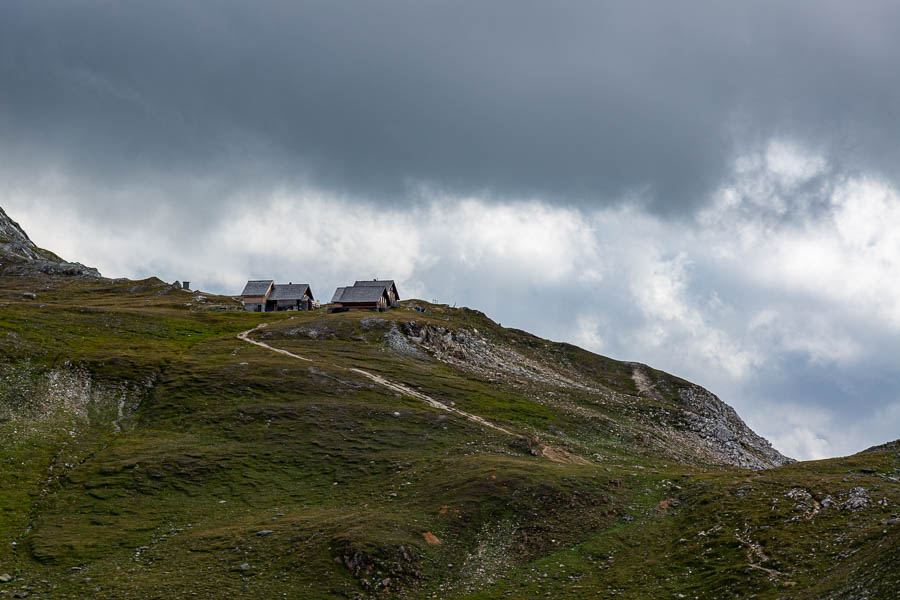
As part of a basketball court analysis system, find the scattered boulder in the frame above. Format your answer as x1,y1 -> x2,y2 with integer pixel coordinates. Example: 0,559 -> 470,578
842,487 -> 871,511
383,323 -> 426,358
0,573 -> 12,583
509,435 -> 542,457
335,539 -> 421,592
22,292 -> 36,300
255,530 -> 274,537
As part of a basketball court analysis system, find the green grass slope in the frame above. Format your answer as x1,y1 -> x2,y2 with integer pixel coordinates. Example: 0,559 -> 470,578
0,274 -> 896,599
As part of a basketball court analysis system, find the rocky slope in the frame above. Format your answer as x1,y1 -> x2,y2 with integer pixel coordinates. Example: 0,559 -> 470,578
0,206 -> 100,277
384,319 -> 790,469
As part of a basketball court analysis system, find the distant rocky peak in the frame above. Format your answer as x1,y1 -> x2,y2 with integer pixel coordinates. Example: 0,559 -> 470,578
0,205 -> 43,261
0,205 -> 101,277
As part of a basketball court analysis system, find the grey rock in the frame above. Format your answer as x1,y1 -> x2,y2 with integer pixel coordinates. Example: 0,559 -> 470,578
842,487 -> 871,511
0,205 -> 101,278
714,423 -> 735,442
403,315 -> 793,471
671,378 -> 793,470
0,573 -> 12,583
255,530 -> 274,536
239,563 -> 251,571
383,323 -> 427,358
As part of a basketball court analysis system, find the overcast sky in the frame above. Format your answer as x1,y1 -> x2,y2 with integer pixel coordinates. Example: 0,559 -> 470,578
3,1 -> 899,459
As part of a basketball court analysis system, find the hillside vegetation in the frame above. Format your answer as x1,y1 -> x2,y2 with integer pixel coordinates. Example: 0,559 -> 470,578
0,271 -> 897,599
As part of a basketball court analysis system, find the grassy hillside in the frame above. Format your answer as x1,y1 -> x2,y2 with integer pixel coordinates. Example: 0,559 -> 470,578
0,275 -> 897,599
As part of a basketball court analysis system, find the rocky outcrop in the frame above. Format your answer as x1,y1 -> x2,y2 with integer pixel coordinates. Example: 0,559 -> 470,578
0,359 -> 153,432
632,364 -> 792,469
0,205 -> 100,277
677,381 -> 792,469
397,321 -> 591,390
391,319 -> 791,470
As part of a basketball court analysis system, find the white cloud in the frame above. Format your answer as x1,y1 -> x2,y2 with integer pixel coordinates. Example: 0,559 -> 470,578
748,310 -> 863,366
764,139 -> 827,188
627,250 -> 761,379
706,155 -> 900,332
436,198 -> 603,285
771,425 -> 833,461
572,315 -> 606,353
740,401 -> 834,460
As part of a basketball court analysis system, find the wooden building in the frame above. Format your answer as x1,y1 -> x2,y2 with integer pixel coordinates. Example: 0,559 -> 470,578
330,284 -> 391,311
270,283 -> 314,311
352,279 -> 400,306
240,280 -> 315,312
240,279 -> 274,312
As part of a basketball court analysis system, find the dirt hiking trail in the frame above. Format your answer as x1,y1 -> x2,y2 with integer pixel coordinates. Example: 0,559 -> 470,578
237,323 -> 588,465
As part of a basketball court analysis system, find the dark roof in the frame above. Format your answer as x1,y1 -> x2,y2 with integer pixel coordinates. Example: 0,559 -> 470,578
354,279 -> 395,288
270,283 -> 312,301
333,285 -> 389,303
353,279 -> 399,300
241,280 -> 273,296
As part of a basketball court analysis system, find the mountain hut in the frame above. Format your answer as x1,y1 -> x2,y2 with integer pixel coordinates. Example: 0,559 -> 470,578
240,279 -> 275,312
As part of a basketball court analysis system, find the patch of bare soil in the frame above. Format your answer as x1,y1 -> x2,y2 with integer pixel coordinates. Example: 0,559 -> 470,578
423,532 -> 441,545
539,444 -> 590,465
656,497 -> 681,514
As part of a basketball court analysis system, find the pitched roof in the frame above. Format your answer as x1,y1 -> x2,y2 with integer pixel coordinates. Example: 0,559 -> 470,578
269,283 -> 312,301
353,279 -> 399,300
354,279 -> 395,288
241,280 -> 273,296
333,285 -> 389,303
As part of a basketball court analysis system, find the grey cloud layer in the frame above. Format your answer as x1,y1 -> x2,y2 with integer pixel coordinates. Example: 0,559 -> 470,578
4,1 -> 900,214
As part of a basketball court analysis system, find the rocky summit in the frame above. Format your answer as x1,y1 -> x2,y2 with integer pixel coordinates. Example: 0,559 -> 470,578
0,207 -> 99,278
0,208 -> 897,599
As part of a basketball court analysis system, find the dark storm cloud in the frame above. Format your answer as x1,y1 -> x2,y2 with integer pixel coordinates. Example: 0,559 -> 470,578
3,1 -> 900,215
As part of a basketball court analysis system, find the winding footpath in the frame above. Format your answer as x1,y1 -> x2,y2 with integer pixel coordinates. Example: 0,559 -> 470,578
237,323 -> 588,464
